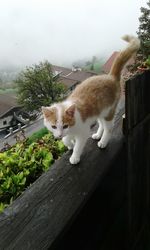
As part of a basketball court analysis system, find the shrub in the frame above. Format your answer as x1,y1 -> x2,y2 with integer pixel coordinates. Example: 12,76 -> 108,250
0,132 -> 66,212
27,127 -> 49,144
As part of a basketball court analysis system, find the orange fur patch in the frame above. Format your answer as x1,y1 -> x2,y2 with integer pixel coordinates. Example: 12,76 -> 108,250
42,107 -> 57,125
42,105 -> 75,127
105,105 -> 117,121
62,105 -> 75,127
68,75 -> 121,121
42,36 -> 139,127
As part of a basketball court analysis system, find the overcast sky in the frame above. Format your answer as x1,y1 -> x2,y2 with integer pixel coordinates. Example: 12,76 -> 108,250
0,0 -> 147,69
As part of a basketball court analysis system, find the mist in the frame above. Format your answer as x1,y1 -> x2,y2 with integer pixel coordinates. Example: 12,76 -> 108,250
0,0 -> 147,69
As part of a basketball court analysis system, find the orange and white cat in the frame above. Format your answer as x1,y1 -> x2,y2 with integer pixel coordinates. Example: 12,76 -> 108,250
42,35 -> 140,164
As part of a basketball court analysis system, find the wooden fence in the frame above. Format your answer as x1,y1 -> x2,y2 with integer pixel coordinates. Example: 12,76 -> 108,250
0,71 -> 149,250
53,71 -> 150,250
0,108 -> 124,250
126,70 -> 150,249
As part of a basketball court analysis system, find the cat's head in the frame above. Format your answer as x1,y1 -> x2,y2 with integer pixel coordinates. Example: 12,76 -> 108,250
42,103 -> 76,139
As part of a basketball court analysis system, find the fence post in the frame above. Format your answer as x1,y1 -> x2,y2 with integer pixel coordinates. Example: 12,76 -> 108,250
125,71 -> 150,249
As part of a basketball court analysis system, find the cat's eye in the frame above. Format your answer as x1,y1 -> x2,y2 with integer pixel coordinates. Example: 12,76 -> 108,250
52,125 -> 57,129
63,124 -> 68,129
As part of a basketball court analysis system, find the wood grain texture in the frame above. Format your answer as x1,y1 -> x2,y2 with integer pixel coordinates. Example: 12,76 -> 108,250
126,71 -> 150,249
125,70 -> 150,131
0,109 -> 124,250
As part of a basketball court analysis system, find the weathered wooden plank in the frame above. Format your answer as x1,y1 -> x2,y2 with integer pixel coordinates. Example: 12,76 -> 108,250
127,116 -> 150,247
126,70 -> 150,131
126,70 -> 150,248
131,222 -> 150,250
0,110 -> 124,250
52,146 -> 127,250
50,72 -> 150,250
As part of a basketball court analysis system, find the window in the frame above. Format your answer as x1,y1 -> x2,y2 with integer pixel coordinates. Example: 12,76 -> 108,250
3,120 -> 7,125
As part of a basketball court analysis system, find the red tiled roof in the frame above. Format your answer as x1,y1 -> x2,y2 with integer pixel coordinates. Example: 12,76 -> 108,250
102,52 -> 135,75
102,52 -> 119,74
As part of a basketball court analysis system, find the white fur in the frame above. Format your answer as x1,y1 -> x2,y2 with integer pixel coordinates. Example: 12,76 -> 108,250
92,119 -> 103,140
56,105 -> 63,138
44,101 -> 116,165
44,103 -> 70,139
66,103 -> 115,164
97,119 -> 113,148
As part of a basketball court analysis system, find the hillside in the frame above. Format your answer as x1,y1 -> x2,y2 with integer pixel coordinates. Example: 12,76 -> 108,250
83,60 -> 104,73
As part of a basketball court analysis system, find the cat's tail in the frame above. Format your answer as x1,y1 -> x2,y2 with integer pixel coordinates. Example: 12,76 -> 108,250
109,35 -> 140,80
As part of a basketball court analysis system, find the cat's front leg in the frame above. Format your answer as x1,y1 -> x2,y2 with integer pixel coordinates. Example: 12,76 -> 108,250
62,135 -> 74,150
69,136 -> 87,165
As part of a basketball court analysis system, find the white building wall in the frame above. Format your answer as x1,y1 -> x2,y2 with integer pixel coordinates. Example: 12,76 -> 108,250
0,115 -> 13,129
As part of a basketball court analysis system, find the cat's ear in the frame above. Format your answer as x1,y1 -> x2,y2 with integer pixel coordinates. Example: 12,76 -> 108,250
42,107 -> 56,118
65,104 -> 76,118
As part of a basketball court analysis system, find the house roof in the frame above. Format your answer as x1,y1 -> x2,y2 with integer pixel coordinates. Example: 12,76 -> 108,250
0,66 -> 97,118
102,51 -> 135,75
0,94 -> 21,118
102,52 -> 119,74
52,65 -> 97,88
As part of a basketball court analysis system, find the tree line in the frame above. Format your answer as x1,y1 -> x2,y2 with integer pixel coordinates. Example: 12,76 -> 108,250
15,61 -> 66,112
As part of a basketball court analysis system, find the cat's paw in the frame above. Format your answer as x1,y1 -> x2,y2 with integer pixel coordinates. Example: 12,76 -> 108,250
69,155 -> 80,165
92,133 -> 101,140
62,137 -> 74,150
97,140 -> 108,149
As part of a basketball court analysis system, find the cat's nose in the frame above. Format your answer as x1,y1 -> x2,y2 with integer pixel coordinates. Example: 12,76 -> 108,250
57,134 -> 63,139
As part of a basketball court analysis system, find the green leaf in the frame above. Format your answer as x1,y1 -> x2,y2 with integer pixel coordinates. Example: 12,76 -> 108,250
42,152 -> 53,171
19,177 -> 26,186
0,203 -> 6,213
57,140 -> 66,153
0,170 -> 4,178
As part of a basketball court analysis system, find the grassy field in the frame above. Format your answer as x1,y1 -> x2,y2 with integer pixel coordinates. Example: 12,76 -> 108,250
0,88 -> 17,95
84,60 -> 104,73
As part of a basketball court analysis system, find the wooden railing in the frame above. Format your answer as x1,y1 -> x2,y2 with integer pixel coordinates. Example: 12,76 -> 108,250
0,107 -> 124,249
0,71 -> 149,250
125,70 -> 150,249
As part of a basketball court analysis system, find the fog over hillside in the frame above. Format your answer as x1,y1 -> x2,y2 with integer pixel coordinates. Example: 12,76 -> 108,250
0,0 -> 147,70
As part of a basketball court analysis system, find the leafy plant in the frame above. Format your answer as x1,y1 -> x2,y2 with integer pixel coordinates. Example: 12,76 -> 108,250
0,132 -> 66,213
27,127 -> 49,144
145,55 -> 150,67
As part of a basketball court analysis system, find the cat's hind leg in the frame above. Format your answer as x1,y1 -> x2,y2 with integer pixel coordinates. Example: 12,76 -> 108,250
97,119 -> 113,148
92,119 -> 104,140
97,104 -> 116,148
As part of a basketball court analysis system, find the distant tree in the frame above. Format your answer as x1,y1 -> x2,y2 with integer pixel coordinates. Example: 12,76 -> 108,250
0,77 -> 3,85
92,56 -> 98,64
126,1 -> 150,76
137,1 -> 150,58
85,61 -> 91,66
15,61 -> 66,111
